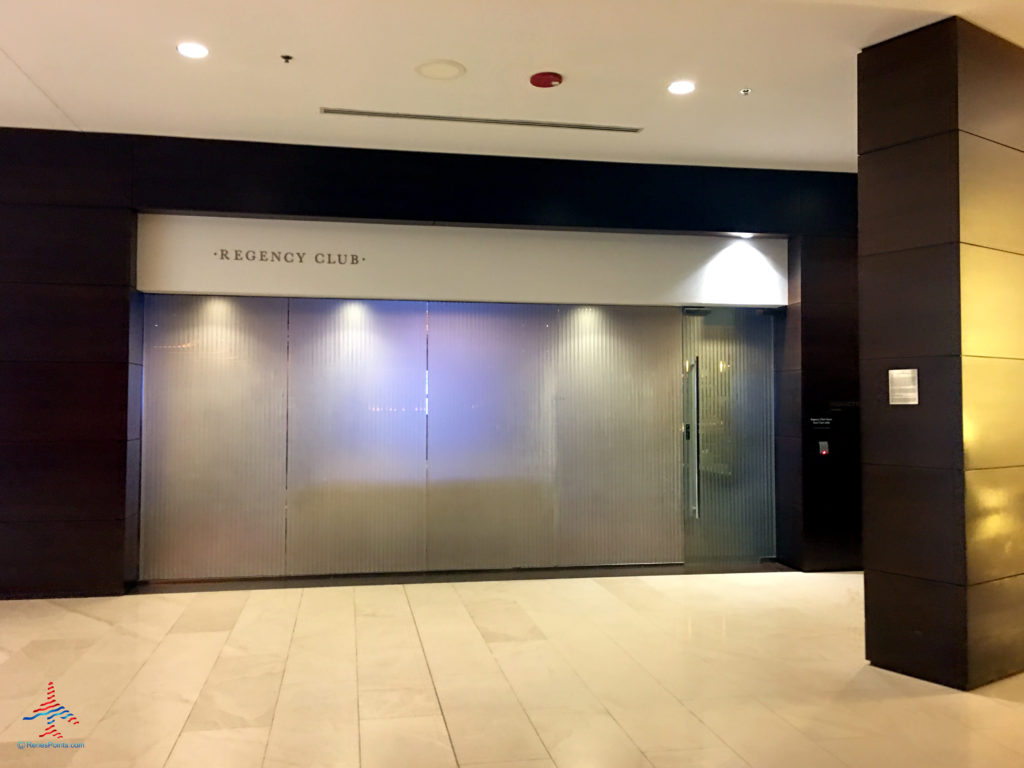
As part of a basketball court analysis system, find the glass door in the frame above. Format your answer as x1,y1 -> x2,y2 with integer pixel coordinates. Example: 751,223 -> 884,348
682,308 -> 776,563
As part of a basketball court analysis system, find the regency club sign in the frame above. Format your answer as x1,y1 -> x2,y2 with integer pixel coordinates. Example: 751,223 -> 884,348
138,214 -> 789,306
215,248 -> 364,266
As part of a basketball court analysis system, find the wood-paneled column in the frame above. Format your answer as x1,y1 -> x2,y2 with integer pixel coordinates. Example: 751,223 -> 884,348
859,17 -> 1024,688
0,130 -> 139,597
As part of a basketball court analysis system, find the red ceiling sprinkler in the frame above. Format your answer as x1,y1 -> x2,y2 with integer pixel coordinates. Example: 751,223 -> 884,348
530,71 -> 563,88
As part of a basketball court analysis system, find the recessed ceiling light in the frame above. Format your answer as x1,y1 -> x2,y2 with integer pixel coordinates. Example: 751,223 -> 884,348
730,232 -> 755,239
668,80 -> 696,95
176,41 -> 209,59
416,59 -> 466,80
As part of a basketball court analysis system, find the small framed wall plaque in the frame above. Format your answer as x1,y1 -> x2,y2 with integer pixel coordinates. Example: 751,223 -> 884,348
888,368 -> 919,405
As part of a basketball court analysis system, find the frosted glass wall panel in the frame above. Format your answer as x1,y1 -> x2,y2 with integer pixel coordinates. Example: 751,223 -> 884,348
552,306 -> 684,565
683,309 -> 775,561
426,303 -> 558,569
286,299 -> 427,574
141,295 -> 288,579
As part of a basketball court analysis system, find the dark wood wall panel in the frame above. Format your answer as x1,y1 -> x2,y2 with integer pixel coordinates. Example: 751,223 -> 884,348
776,370 -> 803,440
858,19 -> 958,155
775,435 -> 803,566
860,355 -> 963,469
0,520 -> 124,597
965,467 -> 1024,583
968,573 -> 1024,687
775,302 -> 802,372
802,304 -> 858,387
0,284 -> 132,362
858,132 -> 959,256
131,135 -> 857,236
865,568 -> 968,689
775,236 -> 861,571
0,362 -> 129,442
0,205 -> 135,285
860,16 -> 1024,689
959,19 -> 1024,154
960,132 -> 1024,256
862,464 -> 966,583
0,195 -> 136,598
0,130 -> 131,207
859,245 -> 961,359
1,127 -> 858,598
0,440 -> 130,522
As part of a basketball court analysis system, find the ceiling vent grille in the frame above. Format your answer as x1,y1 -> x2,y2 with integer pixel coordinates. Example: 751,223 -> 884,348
320,107 -> 642,133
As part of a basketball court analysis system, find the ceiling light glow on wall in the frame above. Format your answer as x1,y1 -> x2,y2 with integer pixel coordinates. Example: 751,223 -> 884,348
176,41 -> 209,59
668,80 -> 696,95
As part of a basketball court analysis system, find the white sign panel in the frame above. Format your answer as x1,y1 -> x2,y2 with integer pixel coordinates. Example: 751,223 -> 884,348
888,368 -> 920,405
137,214 -> 788,307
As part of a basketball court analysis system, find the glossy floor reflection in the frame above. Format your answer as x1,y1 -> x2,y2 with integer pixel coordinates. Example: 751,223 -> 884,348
3,572 -> 1024,767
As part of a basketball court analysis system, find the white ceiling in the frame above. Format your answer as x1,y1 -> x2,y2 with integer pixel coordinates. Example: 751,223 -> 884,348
1,0 -> 1022,172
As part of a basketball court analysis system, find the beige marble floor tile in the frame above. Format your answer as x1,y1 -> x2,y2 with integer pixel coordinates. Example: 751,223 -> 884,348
0,639 -> 97,736
2,626 -> 161,743
645,748 -> 749,768
460,596 -> 545,643
357,616 -> 423,651
61,631 -> 226,767
420,637 -> 502,679
67,694 -> 193,768
4,574 -> 1024,768
170,591 -> 250,633
444,705 -> 549,764
263,680 -> 358,768
0,740 -> 78,767
527,708 -> 653,768
184,654 -> 286,731
916,690 -> 1024,731
222,589 -> 300,657
684,698 -> 849,768
358,646 -> 433,691
607,705 -> 728,753
546,640 -> 681,711
407,587 -> 506,679
818,735 -> 957,768
432,673 -> 522,713
274,671 -> 359,718
978,725 -> 1024,756
51,594 -> 190,643
405,582 -> 466,608
358,686 -> 440,719
360,715 -> 456,768
355,585 -> 412,619
180,590 -> 300,733
165,726 -> 268,768
282,644 -> 357,686
290,587 -> 355,649
489,640 -> 604,713
757,692 -> 887,741
975,671 -> 1024,706
0,601 -> 111,652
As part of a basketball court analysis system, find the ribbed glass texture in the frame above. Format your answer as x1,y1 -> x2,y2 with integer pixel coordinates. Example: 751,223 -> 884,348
140,297 -> 767,578
285,299 -> 427,575
425,303 -> 558,569
682,308 -> 776,562
140,295 -> 288,579
552,306 -> 684,565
